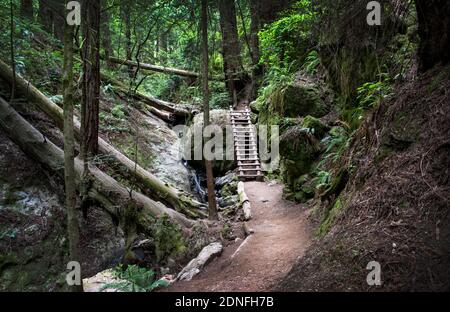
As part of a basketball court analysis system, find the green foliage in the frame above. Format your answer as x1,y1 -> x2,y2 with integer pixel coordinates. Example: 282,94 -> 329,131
342,73 -> 393,130
301,50 -> 320,74
259,0 -> 315,69
152,214 -> 186,263
102,265 -> 168,292
320,126 -> 350,166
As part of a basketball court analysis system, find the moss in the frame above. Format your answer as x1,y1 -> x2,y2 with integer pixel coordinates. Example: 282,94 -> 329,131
427,71 -> 447,94
317,198 -> 343,237
221,223 -> 233,240
375,144 -> 395,164
320,168 -> 349,200
0,253 -> 18,274
152,214 -> 186,264
258,83 -> 329,130
301,115 -> 329,139
220,181 -> 238,198
280,127 -> 321,191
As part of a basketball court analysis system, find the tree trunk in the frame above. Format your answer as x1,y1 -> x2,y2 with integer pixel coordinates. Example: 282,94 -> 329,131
20,0 -> 33,19
81,0 -> 101,158
38,0 -> 53,33
248,0 -> 292,98
218,0 -> 244,106
101,1 -> 113,67
416,0 -> 450,71
0,97 -> 195,229
122,0 -> 134,77
62,9 -> 83,292
0,59 -> 206,218
202,0 -> 218,220
52,0 -> 65,41
107,57 -> 200,79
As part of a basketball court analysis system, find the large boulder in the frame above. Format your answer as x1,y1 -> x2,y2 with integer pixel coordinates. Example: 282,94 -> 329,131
183,110 -> 235,175
258,74 -> 332,129
279,126 -> 321,194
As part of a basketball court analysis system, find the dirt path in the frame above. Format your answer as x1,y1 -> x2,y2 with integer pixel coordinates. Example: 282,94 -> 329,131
168,181 -> 312,292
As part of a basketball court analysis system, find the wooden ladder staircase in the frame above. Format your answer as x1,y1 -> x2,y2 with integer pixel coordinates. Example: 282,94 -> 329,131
230,107 -> 264,181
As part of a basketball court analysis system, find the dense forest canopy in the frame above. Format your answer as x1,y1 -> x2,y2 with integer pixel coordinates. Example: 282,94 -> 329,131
0,0 -> 449,295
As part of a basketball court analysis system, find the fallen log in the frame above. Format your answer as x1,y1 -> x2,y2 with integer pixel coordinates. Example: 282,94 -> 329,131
0,96 -> 194,228
0,59 -> 206,218
101,73 -> 191,118
176,242 -> 223,281
237,182 -> 252,221
146,106 -> 175,123
107,57 -> 200,79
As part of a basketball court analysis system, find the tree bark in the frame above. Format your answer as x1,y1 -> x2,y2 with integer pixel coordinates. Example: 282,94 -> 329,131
218,0 -> 244,106
107,57 -> 200,79
101,0 -> 113,66
0,97 -> 195,229
20,0 -> 33,19
121,0 -> 134,77
62,9 -> 83,292
52,0 -> 65,41
38,0 -> 53,34
202,0 -> 218,220
0,59 -> 206,218
416,0 -> 450,71
81,0 -> 101,158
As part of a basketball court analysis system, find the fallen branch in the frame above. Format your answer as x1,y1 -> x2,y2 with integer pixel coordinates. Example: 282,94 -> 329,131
101,73 -> 191,118
0,59 -> 206,218
0,96 -> 194,228
237,182 -> 252,221
107,57 -> 200,79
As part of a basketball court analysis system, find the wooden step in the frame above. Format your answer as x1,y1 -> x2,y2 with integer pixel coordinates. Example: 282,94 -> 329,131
239,162 -> 261,167
236,147 -> 257,151
238,168 -> 261,172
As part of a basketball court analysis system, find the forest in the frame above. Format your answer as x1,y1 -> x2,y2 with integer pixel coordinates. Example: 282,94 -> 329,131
0,0 -> 449,294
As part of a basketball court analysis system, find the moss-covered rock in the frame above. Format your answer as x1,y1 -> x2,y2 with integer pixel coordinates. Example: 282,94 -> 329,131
183,110 -> 235,176
257,76 -> 331,133
280,127 -> 321,192
301,116 -> 329,139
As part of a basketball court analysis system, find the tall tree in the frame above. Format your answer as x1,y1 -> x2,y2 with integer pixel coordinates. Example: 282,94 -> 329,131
218,0 -> 244,106
81,0 -> 101,159
38,0 -> 53,33
121,0 -> 133,77
62,0 -> 83,292
416,0 -> 450,71
10,0 -> 16,103
101,0 -> 112,65
202,0 -> 218,221
248,0 -> 292,94
20,0 -> 33,19
52,0 -> 65,41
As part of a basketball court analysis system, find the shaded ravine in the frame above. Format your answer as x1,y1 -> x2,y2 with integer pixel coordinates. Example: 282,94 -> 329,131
168,181 -> 312,292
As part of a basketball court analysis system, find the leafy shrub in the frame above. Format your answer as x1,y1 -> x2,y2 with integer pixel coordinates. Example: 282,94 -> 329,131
301,50 -> 320,74
102,265 -> 168,292
259,0 -> 315,69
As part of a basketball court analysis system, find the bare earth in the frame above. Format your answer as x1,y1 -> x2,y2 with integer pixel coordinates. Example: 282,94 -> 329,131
168,181 -> 312,292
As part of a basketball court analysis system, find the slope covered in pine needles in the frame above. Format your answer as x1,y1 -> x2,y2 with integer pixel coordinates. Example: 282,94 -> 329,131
279,66 -> 450,291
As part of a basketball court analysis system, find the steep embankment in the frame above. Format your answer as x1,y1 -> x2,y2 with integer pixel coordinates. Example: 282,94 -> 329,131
279,66 -> 450,291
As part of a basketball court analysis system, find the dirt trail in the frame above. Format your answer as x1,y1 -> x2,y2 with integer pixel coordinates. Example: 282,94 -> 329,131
168,181 -> 311,292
